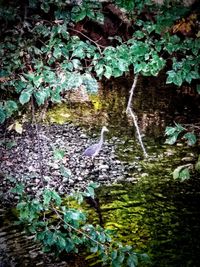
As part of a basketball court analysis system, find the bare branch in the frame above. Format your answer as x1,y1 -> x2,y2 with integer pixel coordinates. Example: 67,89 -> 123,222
126,74 -> 148,157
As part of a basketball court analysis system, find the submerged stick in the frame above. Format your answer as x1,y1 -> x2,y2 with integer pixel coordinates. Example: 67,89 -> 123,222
126,74 -> 148,157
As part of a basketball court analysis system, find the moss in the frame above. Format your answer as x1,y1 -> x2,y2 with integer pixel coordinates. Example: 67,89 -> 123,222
46,104 -> 74,124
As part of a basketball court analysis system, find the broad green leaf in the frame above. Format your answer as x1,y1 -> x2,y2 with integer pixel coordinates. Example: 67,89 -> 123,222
4,100 -> 18,117
84,186 -> 95,198
72,59 -> 82,70
117,59 -> 127,72
111,250 -> 118,260
19,91 -> 32,105
53,47 -> 62,58
95,64 -> 104,77
57,235 -> 66,249
88,182 -> 100,189
173,165 -> 190,181
127,254 -> 138,267
165,126 -> 177,136
51,92 -> 61,103
51,190 -> 62,206
34,90 -> 49,106
165,132 -> 179,145
65,238 -> 75,252
104,65 -> 112,79
0,108 -> 6,123
173,72 -> 183,86
183,132 -> 197,146
10,183 -> 24,195
33,75 -> 43,87
72,47 -> 85,59
111,260 -> 121,267
41,2 -> 50,13
134,63 -> 143,73
43,190 -> 52,206
71,7 -> 87,22
166,70 -> 176,84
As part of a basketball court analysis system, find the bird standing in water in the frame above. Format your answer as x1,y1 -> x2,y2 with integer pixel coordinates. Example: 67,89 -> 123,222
83,126 -> 109,160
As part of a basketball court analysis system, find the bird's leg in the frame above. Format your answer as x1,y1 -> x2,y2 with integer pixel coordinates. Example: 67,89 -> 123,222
91,156 -> 95,166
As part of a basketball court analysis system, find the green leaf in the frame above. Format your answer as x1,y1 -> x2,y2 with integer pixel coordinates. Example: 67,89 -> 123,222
10,183 -> 25,195
183,132 -> 197,146
165,126 -> 177,136
72,59 -> 82,70
34,89 -> 50,106
88,182 -> 100,189
111,250 -> 118,260
172,72 -> 183,86
53,47 -> 62,58
65,237 -> 75,252
165,132 -> 179,145
104,65 -> 112,79
72,47 -> 85,59
19,91 -> 32,105
53,149 -> 65,160
41,2 -> 50,13
43,190 -> 52,206
0,108 -> 6,123
4,100 -> 18,117
95,64 -> 104,77
33,76 -> 43,88
71,7 -> 87,22
127,254 -> 138,267
84,186 -> 95,198
51,190 -> 62,206
57,235 -> 66,249
111,260 -> 121,267
173,165 -> 190,181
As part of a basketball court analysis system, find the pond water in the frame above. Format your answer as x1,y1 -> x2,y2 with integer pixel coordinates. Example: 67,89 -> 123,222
1,74 -> 200,266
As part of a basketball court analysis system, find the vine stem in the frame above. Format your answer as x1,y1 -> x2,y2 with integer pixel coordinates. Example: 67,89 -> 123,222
126,74 -> 148,157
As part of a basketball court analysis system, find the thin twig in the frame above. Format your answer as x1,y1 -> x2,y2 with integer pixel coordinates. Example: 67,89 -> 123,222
68,27 -> 105,54
126,74 -> 148,157
126,74 -> 139,113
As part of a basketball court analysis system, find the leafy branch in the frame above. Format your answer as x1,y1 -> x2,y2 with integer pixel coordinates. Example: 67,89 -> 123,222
12,183 -> 149,267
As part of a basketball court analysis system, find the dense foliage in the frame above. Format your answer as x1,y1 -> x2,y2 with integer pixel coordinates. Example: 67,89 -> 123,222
11,182 -> 149,267
0,0 -> 199,123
